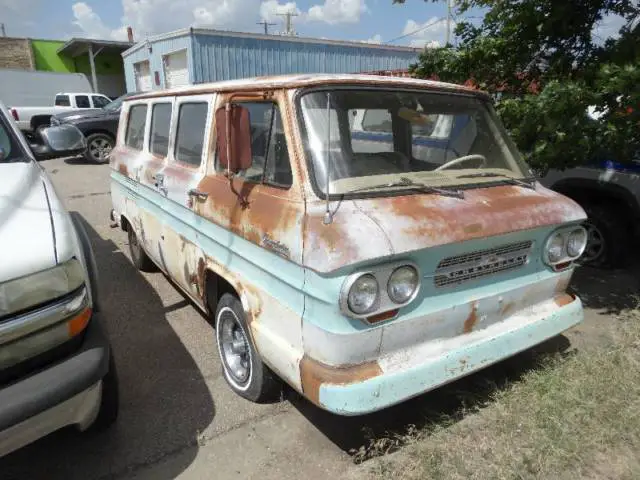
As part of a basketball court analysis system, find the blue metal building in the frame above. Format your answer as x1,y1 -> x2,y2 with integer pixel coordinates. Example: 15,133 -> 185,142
121,28 -> 421,92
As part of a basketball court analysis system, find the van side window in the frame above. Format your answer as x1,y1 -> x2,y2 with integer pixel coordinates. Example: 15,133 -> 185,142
150,103 -> 172,157
125,104 -> 148,150
218,102 -> 292,188
175,102 -> 208,167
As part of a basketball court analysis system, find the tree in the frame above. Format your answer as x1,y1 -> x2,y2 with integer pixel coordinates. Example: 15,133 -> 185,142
395,0 -> 639,172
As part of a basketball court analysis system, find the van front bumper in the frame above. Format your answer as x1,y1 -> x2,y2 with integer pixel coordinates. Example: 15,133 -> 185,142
303,295 -> 583,416
0,313 -> 110,457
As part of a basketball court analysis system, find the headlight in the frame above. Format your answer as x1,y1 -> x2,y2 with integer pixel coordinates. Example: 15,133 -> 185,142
347,274 -> 379,314
544,226 -> 588,267
567,228 -> 588,257
546,233 -> 565,263
0,258 -> 85,318
387,266 -> 419,303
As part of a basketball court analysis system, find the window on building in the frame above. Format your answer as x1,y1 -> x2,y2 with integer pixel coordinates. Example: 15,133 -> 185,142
150,103 -> 172,158
55,95 -> 70,107
217,102 -> 292,188
92,95 -> 111,108
174,102 -> 208,166
76,95 -> 91,108
125,104 -> 148,150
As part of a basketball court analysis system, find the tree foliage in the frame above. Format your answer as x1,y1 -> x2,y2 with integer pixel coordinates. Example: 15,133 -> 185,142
398,0 -> 639,172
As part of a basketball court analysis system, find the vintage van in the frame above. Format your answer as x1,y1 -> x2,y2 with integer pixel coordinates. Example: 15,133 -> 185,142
109,74 -> 587,415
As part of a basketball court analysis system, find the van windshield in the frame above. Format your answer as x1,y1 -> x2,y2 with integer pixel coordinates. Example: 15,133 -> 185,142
298,89 -> 532,196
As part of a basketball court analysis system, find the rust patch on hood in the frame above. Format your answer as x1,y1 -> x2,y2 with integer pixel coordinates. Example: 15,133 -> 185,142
299,355 -> 383,406
302,184 -> 586,273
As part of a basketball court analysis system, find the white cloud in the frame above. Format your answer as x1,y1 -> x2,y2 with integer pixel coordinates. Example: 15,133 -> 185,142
402,17 -> 450,48
363,33 -> 382,44
308,0 -> 368,25
69,0 -> 372,42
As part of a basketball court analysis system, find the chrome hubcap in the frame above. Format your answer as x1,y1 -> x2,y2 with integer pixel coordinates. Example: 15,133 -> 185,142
89,138 -> 112,160
582,221 -> 605,263
219,310 -> 250,384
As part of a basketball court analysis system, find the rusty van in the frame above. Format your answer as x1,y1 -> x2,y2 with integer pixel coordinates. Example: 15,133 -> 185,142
109,74 -> 587,415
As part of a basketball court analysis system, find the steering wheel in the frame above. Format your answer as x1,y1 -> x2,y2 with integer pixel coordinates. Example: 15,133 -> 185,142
434,154 -> 487,171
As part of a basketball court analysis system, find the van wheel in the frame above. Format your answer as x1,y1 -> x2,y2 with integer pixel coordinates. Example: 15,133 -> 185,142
87,354 -> 119,432
215,294 -> 282,403
128,228 -> 156,272
85,133 -> 114,164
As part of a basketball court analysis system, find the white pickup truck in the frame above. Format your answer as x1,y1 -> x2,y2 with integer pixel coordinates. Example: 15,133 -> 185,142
9,92 -> 112,135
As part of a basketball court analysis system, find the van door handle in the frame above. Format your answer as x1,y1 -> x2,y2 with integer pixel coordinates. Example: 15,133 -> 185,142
188,189 -> 209,200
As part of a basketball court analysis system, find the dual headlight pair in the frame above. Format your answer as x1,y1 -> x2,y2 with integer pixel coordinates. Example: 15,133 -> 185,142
340,263 -> 420,319
544,226 -> 588,267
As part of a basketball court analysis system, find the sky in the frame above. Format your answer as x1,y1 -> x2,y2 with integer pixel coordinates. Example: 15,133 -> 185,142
0,0 -> 627,48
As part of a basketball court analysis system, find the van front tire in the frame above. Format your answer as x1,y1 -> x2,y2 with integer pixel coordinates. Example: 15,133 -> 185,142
214,293 -> 281,403
128,228 -> 156,272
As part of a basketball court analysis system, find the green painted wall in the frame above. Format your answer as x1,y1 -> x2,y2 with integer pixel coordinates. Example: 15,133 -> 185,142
31,39 -> 125,75
32,40 -> 74,72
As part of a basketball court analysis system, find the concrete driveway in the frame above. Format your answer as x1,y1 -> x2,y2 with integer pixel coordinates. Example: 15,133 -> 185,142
1,157 -> 638,479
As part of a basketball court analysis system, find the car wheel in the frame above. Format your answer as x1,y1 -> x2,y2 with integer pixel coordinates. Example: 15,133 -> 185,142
581,204 -> 629,269
85,133 -> 114,164
215,293 -> 282,403
128,227 -> 156,272
87,353 -> 119,432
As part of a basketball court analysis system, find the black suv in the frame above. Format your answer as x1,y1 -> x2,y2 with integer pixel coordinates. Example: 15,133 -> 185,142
51,92 -> 139,164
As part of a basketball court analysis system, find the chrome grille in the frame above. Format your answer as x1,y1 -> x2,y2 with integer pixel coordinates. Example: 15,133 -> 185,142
434,240 -> 532,288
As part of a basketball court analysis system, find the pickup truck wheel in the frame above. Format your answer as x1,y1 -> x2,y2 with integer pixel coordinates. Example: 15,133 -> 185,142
87,353 -> 119,432
581,205 -> 628,269
128,227 -> 156,272
215,294 -> 282,403
85,133 -> 114,164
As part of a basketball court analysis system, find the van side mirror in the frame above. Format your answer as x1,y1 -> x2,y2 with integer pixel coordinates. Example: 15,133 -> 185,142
31,124 -> 87,160
215,104 -> 252,175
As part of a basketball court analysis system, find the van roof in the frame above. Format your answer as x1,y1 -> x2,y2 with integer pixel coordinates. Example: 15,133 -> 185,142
126,73 -> 489,101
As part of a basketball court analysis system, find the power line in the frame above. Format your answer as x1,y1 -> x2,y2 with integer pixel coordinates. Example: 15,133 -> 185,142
384,17 -> 446,44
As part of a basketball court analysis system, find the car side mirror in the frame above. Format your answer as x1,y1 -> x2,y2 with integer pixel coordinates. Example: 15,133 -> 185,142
215,104 -> 252,175
31,124 -> 87,160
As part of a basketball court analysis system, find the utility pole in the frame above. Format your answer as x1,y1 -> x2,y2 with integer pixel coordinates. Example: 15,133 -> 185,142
1,23 -> 6,37
277,11 -> 298,36
445,0 -> 454,46
257,20 -> 276,35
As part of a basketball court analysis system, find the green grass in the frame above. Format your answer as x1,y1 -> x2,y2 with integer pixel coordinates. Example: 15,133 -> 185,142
362,309 -> 640,480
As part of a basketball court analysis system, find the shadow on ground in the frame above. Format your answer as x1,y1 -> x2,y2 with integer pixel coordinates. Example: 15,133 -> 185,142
570,263 -> 640,314
64,155 -> 99,166
0,213 -> 215,480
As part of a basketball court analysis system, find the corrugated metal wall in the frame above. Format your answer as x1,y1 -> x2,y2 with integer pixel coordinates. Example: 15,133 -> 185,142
191,33 -> 419,83
123,34 -> 192,92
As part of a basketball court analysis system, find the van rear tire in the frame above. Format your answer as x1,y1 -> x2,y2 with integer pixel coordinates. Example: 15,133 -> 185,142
214,293 -> 282,403
128,228 -> 156,272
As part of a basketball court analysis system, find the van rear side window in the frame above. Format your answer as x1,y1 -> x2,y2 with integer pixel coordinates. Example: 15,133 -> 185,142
150,103 -> 172,157
125,105 -> 148,150
175,102 -> 207,167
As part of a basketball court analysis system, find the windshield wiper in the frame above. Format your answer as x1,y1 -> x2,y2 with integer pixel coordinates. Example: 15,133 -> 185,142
341,177 -> 464,198
455,172 -> 536,189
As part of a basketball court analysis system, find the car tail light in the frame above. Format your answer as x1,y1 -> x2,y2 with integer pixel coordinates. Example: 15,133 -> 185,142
9,108 -> 18,121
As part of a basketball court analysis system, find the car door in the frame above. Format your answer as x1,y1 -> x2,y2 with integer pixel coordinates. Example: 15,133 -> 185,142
157,94 -> 214,304
121,101 -> 167,267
